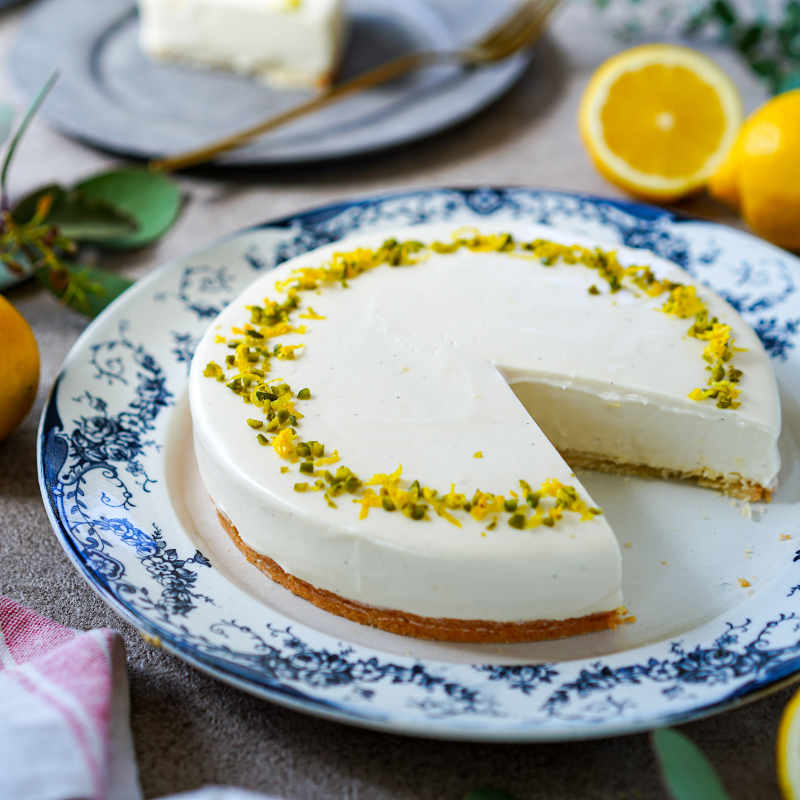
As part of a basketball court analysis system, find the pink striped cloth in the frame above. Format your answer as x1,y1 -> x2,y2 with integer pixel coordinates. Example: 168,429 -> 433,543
0,596 -> 278,800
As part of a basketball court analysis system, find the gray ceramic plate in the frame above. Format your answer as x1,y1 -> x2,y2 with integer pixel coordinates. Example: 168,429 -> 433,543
10,0 -> 532,165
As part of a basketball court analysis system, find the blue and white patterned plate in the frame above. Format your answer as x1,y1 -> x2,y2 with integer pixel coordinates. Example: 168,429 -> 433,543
38,188 -> 800,741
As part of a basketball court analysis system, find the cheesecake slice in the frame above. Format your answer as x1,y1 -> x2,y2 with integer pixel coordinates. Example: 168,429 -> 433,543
138,0 -> 346,89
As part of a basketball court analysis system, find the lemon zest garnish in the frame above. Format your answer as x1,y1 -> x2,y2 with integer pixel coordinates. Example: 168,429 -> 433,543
206,230 -> 737,532
315,450 -> 340,466
271,428 -> 299,462
366,464 -> 403,487
660,285 -> 706,318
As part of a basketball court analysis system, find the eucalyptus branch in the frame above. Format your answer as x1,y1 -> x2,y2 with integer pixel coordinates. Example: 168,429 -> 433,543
0,72 -> 59,211
687,0 -> 800,92
0,73 -> 182,317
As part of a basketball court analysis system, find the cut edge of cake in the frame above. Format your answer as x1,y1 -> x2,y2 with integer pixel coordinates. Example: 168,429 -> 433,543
561,451 -> 773,503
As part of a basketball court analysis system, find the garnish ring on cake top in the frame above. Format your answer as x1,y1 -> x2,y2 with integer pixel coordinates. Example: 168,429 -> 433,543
190,221 -> 780,638
202,230 -> 750,531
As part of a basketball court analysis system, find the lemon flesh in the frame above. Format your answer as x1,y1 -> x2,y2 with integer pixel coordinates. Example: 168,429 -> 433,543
579,45 -> 743,203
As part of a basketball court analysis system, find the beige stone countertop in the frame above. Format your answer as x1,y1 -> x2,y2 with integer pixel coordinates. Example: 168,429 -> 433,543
0,1 -> 790,798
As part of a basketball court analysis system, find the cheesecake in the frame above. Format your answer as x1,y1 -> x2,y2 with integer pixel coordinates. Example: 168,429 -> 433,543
188,222 -> 781,642
138,0 -> 346,89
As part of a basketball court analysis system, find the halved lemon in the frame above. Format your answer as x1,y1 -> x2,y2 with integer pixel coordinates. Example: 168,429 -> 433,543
578,44 -> 743,203
778,684 -> 800,799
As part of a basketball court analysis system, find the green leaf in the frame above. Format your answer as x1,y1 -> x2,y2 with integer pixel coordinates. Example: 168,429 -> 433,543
464,790 -> 519,800
711,0 -> 737,27
651,728 -> 733,800
74,169 -> 182,249
737,24 -> 763,53
752,57 -> 780,78
12,185 -> 137,242
11,184 -> 67,224
778,69 -> 800,92
1,72 -> 58,205
35,262 -> 134,318
0,106 -> 14,147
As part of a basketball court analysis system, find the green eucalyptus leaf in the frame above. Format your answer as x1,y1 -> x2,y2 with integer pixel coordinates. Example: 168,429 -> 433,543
737,24 -> 763,53
464,789 -> 519,800
0,106 -> 14,147
12,185 -> 137,242
74,169 -> 182,249
778,70 -> 800,93
1,72 -> 59,203
35,263 -> 134,318
651,728 -> 733,800
711,0 -> 737,27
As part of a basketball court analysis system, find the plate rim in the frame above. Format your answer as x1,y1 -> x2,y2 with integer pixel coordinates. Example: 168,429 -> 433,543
37,184 -> 800,741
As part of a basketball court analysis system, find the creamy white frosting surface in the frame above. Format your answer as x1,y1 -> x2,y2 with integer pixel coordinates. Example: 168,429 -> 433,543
138,0 -> 345,88
189,223 -> 781,623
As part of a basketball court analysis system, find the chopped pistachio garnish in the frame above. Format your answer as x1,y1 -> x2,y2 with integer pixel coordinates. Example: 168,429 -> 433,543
203,229 -> 727,533
203,362 -> 226,382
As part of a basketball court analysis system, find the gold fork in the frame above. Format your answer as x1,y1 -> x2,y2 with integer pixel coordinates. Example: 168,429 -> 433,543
150,0 -> 562,172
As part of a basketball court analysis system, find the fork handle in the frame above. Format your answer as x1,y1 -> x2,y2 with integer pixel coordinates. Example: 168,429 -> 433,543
150,50 -> 449,172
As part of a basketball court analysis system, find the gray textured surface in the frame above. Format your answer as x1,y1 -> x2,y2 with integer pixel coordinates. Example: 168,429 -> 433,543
0,1 -> 792,797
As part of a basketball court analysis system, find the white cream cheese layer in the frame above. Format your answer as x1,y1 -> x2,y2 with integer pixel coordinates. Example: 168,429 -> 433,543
138,0 -> 346,89
188,223 -> 781,623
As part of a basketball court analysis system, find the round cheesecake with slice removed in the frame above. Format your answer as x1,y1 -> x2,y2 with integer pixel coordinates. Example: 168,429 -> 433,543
188,222 -> 781,643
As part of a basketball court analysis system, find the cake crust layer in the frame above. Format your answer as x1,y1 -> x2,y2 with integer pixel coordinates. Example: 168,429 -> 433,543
561,450 -> 772,503
219,513 -> 624,644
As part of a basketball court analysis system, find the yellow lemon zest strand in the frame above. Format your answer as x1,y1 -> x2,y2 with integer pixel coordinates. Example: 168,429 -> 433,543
315,450 -> 340,466
271,428 -> 299,462
204,231 -> 736,531
469,491 -> 506,522
258,322 -> 298,339
660,285 -> 706,318
355,488 -> 382,520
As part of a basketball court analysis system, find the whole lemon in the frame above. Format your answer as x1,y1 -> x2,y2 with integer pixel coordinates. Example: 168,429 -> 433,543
0,294 -> 40,441
709,89 -> 800,250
